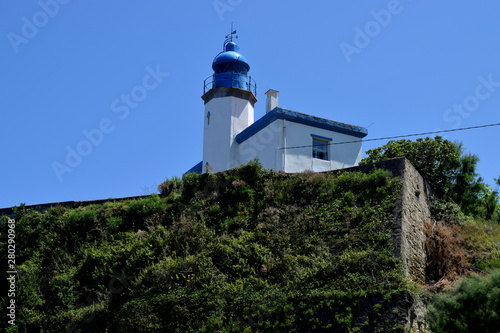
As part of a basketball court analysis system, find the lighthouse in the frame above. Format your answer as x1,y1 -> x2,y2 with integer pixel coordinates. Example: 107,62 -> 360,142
201,29 -> 257,173
187,28 -> 368,175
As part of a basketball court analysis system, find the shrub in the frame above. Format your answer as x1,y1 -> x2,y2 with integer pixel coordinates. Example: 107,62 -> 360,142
427,269 -> 500,333
459,219 -> 500,271
158,175 -> 183,196
430,199 -> 470,226
424,220 -> 472,291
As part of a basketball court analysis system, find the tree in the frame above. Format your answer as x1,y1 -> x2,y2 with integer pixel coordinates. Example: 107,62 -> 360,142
360,136 -> 461,198
449,146 -> 499,218
361,136 -> 498,219
450,152 -> 485,216
483,187 -> 499,221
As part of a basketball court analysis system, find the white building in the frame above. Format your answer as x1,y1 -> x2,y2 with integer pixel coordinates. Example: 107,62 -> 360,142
188,34 -> 367,174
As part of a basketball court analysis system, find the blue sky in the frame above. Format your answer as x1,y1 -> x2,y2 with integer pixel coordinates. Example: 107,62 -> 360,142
1,0 -> 499,208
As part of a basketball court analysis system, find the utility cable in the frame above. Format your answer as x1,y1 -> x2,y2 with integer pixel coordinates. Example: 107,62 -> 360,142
277,122 -> 500,150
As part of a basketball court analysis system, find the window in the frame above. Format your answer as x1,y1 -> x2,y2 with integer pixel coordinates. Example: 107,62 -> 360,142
312,137 -> 330,160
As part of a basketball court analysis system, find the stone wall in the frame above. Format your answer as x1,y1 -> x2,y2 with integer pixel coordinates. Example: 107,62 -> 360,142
397,159 -> 434,284
332,157 -> 433,332
0,195 -> 150,218
333,157 -> 434,284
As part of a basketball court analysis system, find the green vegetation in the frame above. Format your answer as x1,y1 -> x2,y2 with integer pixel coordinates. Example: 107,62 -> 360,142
360,136 -> 460,198
423,187 -> 500,332
1,162 -> 414,332
419,171 -> 500,333
363,136 -> 500,272
460,219 -> 500,271
361,136 -> 499,220
362,136 -> 500,330
3,137 -> 498,331
427,269 -> 500,332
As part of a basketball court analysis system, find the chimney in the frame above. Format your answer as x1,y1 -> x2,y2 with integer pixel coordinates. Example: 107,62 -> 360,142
265,89 -> 279,113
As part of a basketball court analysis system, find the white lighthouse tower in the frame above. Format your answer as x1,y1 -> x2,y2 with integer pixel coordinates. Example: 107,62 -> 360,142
201,30 -> 257,173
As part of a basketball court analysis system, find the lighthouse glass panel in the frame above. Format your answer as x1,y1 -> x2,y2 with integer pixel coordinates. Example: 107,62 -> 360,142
312,138 -> 329,161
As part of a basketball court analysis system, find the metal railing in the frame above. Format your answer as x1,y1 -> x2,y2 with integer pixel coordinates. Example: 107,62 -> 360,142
203,73 -> 257,96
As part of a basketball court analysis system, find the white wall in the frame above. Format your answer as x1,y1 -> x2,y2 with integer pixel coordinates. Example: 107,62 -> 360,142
238,119 -> 284,170
237,119 -> 363,173
203,96 -> 254,173
203,96 -> 363,174
283,121 -> 362,173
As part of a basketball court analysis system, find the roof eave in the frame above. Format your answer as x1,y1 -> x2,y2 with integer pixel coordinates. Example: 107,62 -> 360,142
236,107 -> 368,144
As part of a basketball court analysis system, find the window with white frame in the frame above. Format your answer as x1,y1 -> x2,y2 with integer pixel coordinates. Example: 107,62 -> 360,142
312,137 -> 330,160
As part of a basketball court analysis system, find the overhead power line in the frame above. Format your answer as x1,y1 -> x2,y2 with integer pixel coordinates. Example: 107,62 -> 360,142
278,122 -> 500,151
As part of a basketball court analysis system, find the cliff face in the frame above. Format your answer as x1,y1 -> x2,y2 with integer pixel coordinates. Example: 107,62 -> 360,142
1,158 -> 432,332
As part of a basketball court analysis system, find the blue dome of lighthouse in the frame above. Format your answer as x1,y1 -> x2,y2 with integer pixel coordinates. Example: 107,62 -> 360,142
212,42 -> 250,74
209,40 -> 253,91
202,30 -> 256,96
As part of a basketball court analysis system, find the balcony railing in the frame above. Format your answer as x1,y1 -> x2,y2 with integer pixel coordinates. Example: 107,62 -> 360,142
203,73 -> 257,96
